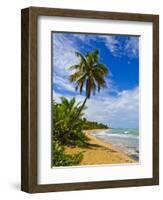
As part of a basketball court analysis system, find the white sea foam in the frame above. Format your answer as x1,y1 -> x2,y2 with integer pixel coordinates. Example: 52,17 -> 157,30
92,128 -> 139,161
93,131 -> 138,140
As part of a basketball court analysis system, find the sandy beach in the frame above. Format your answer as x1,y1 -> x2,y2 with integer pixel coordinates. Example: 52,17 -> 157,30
65,129 -> 136,165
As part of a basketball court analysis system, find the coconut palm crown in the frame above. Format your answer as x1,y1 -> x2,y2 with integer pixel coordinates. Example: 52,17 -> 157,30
68,49 -> 109,120
69,50 -> 108,96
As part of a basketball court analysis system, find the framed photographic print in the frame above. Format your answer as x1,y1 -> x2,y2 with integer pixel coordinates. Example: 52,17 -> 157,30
21,7 -> 159,193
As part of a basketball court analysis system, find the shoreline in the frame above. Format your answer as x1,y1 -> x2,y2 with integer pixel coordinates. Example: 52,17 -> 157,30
65,129 -> 136,165
85,129 -> 139,161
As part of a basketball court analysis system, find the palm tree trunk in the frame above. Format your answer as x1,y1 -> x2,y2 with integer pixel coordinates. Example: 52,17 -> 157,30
75,97 -> 88,120
67,97 -> 88,135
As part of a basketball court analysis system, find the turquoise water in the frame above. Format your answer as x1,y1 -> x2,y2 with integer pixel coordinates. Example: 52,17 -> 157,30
92,128 -> 139,161
110,128 -> 138,136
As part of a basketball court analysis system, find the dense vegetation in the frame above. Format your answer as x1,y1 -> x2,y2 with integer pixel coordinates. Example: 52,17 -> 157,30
82,118 -> 109,130
52,97 -> 109,166
52,50 -> 109,167
52,141 -> 83,166
52,97 -> 88,166
52,97 -> 88,147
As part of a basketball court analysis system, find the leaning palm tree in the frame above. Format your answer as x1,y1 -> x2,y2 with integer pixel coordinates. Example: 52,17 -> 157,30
68,49 -> 109,123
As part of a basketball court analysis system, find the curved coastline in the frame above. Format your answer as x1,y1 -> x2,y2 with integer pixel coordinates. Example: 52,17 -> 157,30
65,129 -> 136,166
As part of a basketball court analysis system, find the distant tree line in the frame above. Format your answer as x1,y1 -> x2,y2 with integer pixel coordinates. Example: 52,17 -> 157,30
81,118 -> 109,130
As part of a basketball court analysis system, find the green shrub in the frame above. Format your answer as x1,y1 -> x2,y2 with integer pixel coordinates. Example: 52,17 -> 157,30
52,97 -> 88,147
52,141 -> 83,166
52,97 -> 89,166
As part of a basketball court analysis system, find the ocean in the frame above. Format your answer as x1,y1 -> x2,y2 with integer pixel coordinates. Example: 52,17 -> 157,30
92,128 -> 139,161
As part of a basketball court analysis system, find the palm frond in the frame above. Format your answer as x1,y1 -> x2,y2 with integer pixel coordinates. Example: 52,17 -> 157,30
75,52 -> 87,65
68,50 -> 109,98
93,64 -> 109,75
69,71 -> 84,82
68,64 -> 80,70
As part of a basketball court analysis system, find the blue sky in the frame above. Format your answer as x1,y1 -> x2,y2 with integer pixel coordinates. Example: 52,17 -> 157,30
52,32 -> 139,128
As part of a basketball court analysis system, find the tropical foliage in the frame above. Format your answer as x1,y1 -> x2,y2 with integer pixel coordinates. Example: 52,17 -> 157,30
69,49 -> 108,98
52,97 -> 109,166
52,50 -> 109,166
53,97 -> 88,147
52,97 -> 88,166
52,141 -> 83,166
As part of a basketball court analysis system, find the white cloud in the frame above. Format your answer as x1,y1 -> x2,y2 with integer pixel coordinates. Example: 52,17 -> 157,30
52,33 -> 116,95
99,35 -> 119,55
52,33 -> 139,128
54,87 -> 139,128
99,35 -> 139,58
53,33 -> 81,94
52,33 -> 139,96
125,37 -> 139,58
53,75 -> 75,93
85,87 -> 139,128
53,33 -> 79,78
66,34 -> 139,58
71,34 -> 91,43
66,34 -> 119,56
52,33 -> 119,95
